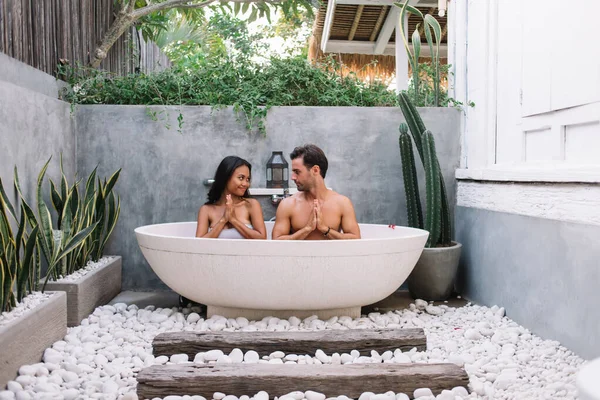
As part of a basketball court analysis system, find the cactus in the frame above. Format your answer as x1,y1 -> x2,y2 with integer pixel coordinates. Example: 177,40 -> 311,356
399,123 -> 423,229
398,92 -> 452,247
422,131 -> 441,247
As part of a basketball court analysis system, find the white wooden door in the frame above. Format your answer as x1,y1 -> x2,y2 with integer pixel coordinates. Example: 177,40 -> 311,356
494,0 -> 600,167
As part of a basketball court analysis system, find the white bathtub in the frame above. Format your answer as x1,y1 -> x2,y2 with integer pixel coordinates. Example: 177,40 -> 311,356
135,222 -> 428,319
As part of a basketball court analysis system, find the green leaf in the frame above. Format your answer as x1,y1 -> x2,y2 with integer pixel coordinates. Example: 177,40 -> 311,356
100,193 -> 120,258
0,178 -> 16,222
0,191 -> 14,248
14,167 -> 38,229
50,179 -> 64,229
395,0 -> 416,66
84,167 -> 98,208
17,226 -> 38,301
412,27 -> 421,60
61,192 -> 73,248
55,222 -> 98,263
424,14 -> 442,46
248,8 -> 258,23
393,2 -> 423,17
15,207 -> 25,258
36,158 -> 55,265
103,169 -> 121,197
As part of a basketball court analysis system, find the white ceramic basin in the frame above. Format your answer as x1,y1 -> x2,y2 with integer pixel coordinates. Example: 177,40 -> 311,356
135,222 -> 428,319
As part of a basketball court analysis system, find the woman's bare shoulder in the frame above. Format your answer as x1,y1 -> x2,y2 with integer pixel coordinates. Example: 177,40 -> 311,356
246,197 -> 261,206
198,203 -> 216,213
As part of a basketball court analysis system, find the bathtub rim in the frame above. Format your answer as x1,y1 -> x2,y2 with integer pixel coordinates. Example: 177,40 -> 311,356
135,221 -> 429,257
134,221 -> 429,242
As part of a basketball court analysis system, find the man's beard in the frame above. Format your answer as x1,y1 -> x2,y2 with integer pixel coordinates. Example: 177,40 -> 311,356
296,182 -> 308,191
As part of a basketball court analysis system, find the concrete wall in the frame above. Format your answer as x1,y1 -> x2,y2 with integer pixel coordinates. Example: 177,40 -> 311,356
75,105 -> 461,290
456,206 -> 600,359
0,54 -> 75,212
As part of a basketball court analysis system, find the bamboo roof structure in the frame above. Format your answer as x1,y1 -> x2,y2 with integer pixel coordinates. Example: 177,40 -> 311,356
309,0 -> 448,82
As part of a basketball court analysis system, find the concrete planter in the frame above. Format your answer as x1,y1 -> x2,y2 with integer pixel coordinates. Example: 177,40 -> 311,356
0,292 -> 67,388
578,357 -> 600,400
43,257 -> 122,327
408,242 -> 462,301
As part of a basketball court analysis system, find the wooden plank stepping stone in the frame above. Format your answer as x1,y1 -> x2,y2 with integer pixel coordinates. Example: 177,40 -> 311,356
137,363 -> 469,399
153,328 -> 426,358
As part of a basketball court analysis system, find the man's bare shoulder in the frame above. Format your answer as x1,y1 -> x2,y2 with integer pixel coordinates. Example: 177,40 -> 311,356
329,191 -> 353,206
278,193 -> 300,210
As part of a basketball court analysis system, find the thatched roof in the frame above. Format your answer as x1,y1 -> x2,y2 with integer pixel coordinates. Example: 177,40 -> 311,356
308,0 -> 447,82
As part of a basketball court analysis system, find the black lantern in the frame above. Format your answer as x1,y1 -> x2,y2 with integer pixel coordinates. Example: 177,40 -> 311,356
266,151 -> 289,188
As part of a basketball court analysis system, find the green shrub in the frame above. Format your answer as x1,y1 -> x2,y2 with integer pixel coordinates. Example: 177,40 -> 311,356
60,55 -> 399,133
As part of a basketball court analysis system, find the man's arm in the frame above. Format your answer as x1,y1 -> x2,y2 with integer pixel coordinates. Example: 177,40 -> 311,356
272,198 -> 314,240
317,197 -> 361,240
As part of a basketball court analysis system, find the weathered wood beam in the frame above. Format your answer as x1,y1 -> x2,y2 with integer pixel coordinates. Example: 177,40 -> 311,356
153,328 -> 427,358
324,40 -> 447,57
137,364 -> 470,399
321,0 -> 337,52
369,6 -> 389,41
337,0 -> 437,6
348,5 -> 365,41
374,6 -> 400,54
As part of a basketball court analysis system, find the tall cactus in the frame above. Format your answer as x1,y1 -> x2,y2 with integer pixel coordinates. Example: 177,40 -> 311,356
422,131 -> 441,247
398,92 -> 452,247
399,123 -> 423,229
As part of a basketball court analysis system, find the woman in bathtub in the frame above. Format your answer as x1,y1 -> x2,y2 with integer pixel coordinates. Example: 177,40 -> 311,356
196,156 -> 267,239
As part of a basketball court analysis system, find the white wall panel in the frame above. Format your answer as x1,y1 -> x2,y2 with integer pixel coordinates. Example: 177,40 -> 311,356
565,121 -> 600,163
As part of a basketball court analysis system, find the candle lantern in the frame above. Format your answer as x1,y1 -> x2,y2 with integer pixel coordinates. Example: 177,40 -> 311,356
266,151 -> 289,189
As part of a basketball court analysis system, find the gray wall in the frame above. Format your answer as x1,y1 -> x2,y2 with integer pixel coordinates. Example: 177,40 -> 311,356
0,55 -> 75,212
0,52 -> 67,98
75,105 -> 461,290
456,207 -> 600,359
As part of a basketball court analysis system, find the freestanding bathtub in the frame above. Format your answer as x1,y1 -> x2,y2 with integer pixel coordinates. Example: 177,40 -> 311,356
135,222 -> 428,319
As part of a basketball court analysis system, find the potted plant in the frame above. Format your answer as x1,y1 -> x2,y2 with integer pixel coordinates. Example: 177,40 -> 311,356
398,92 -> 462,301
39,157 -> 123,327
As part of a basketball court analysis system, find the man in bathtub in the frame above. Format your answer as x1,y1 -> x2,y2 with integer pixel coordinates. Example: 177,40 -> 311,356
272,144 -> 361,240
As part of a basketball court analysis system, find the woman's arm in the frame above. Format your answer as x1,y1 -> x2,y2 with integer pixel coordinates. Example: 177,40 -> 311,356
229,199 -> 267,239
196,205 -> 228,238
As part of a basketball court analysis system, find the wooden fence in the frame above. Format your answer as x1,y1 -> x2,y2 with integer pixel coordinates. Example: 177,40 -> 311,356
0,0 -> 170,76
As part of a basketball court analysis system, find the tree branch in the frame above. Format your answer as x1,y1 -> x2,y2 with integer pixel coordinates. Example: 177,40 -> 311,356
89,0 -> 290,68
126,0 -> 137,13
131,0 -> 216,18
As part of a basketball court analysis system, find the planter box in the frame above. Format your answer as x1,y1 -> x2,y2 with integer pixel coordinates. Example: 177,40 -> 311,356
0,291 -> 67,387
44,256 -> 122,327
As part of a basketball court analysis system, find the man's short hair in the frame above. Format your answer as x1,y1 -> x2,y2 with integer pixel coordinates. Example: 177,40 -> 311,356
290,144 -> 328,178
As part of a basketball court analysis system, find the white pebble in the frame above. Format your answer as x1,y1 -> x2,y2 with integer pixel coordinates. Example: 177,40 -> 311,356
413,388 -> 433,398
244,351 -> 260,363
305,391 -> 326,400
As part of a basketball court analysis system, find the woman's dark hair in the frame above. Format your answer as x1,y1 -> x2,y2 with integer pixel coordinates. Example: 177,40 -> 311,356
290,144 -> 328,178
206,156 -> 252,204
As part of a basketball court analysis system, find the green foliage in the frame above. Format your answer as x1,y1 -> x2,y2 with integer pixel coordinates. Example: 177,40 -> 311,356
60,55 -> 399,134
0,158 -> 122,309
0,170 -> 40,312
395,0 -> 444,106
43,159 -> 122,286
398,93 -> 452,247
132,0 -> 314,44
